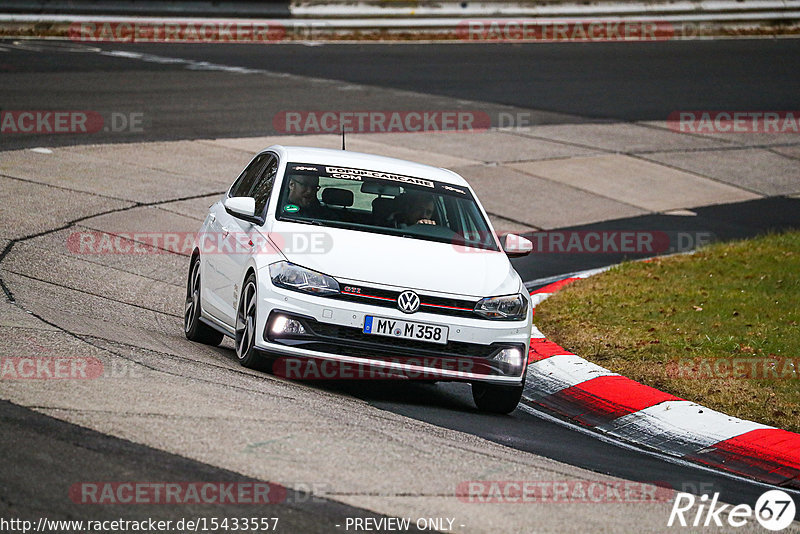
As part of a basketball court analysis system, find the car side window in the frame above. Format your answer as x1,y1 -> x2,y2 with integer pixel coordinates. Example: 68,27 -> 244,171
229,153 -> 268,198
253,155 -> 278,216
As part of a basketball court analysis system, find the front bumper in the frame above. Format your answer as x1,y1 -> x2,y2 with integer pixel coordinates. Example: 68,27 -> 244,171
254,280 -> 531,385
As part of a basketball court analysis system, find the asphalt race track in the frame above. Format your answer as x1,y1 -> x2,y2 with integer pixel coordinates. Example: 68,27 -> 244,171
1,38 -> 800,532
2,39 -> 800,147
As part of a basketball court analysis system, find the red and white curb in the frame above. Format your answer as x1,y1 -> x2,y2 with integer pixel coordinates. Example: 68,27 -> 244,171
523,268 -> 800,489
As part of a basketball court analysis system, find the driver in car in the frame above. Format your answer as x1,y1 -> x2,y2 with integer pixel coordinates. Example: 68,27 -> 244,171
286,174 -> 324,217
388,192 -> 437,228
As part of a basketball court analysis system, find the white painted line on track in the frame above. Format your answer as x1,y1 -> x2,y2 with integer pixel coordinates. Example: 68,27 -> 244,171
99,49 -> 265,74
10,40 -> 100,52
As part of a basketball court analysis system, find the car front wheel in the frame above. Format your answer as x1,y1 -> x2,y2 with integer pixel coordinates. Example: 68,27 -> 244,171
472,371 -> 525,414
235,273 -> 262,369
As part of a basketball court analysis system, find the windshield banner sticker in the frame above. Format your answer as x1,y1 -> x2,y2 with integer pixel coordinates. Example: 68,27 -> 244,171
324,166 -> 435,188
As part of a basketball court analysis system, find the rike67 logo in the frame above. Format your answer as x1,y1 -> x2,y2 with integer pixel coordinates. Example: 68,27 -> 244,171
668,490 -> 796,531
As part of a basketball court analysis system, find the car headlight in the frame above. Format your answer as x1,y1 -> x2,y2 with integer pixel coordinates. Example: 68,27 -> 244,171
269,261 -> 340,295
474,293 -> 528,320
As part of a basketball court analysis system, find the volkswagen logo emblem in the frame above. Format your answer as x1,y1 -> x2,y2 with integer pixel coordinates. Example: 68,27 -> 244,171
397,290 -> 420,314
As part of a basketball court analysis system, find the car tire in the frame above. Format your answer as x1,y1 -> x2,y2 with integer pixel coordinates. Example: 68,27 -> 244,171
184,256 -> 224,346
235,273 -> 263,369
471,370 -> 526,414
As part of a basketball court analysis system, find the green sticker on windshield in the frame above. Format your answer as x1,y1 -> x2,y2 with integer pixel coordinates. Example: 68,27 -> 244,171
284,204 -> 300,213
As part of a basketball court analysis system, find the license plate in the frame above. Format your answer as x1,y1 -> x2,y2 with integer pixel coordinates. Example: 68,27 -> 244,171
363,316 -> 449,345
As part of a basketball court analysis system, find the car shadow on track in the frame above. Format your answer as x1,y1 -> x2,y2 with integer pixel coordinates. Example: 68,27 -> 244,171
216,346 -> 478,412
294,379 -> 479,413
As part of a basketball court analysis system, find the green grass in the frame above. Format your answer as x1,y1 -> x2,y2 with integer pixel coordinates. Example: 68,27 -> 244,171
534,231 -> 800,433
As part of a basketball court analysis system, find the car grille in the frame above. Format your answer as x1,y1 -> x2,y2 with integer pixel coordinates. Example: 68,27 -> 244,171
328,284 -> 479,319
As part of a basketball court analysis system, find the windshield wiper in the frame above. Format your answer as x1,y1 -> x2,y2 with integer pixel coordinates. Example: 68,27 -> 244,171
284,218 -> 323,226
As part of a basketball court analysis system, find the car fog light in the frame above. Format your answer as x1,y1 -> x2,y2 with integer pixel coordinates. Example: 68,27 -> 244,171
271,316 -> 306,335
493,347 -> 523,368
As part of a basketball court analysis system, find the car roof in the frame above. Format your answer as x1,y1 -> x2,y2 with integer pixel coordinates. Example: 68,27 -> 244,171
266,145 -> 469,187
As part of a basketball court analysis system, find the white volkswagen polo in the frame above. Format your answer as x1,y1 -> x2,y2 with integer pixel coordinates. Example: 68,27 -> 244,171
185,146 -> 533,413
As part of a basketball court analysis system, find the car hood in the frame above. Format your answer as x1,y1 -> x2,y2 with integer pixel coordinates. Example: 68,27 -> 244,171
267,222 -> 521,298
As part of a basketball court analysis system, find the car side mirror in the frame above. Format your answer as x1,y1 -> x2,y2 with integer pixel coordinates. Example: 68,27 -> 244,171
502,233 -> 533,258
224,197 -> 260,224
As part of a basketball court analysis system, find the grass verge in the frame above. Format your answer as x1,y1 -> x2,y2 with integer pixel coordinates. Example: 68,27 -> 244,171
534,231 -> 800,433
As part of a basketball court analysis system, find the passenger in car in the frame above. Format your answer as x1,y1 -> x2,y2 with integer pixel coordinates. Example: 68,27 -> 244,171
388,192 -> 437,228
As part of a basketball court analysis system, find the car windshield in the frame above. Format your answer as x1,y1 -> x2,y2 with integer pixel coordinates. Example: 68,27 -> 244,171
275,162 -> 499,251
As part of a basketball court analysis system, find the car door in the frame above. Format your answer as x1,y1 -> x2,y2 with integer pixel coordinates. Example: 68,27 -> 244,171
199,200 -> 232,322
203,153 -> 270,325
214,153 -> 279,326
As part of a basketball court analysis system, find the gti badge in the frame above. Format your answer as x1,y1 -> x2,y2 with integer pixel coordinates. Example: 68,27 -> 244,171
397,290 -> 420,314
